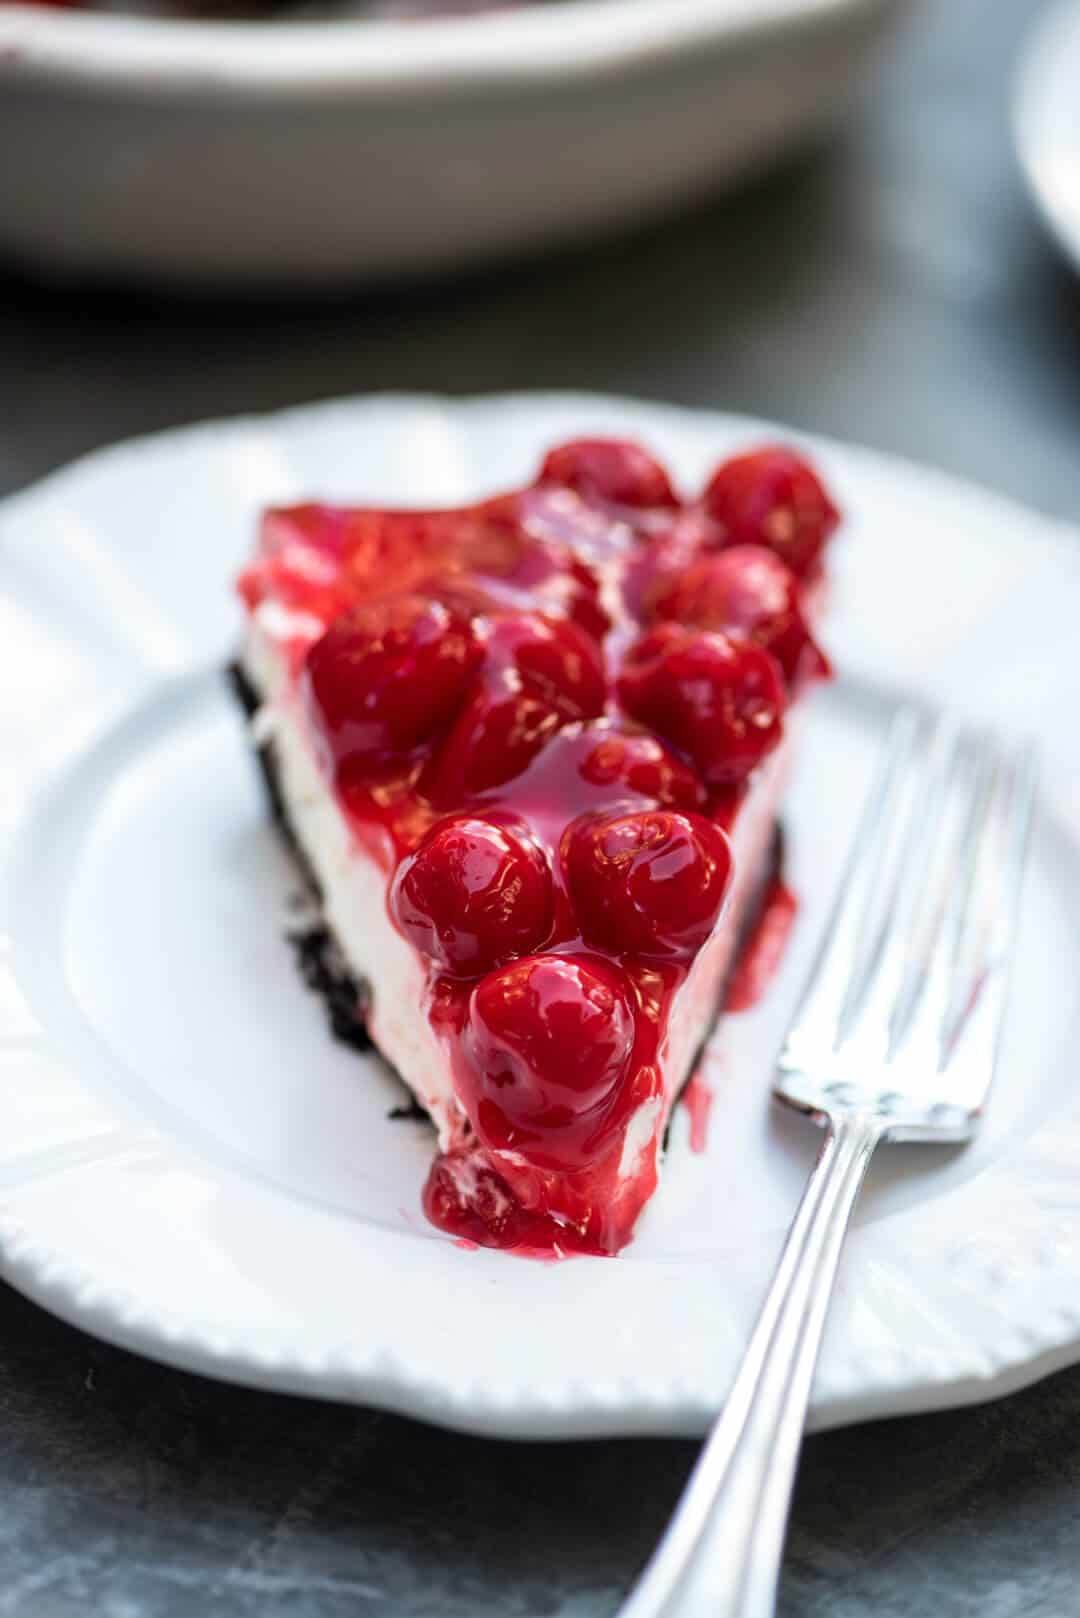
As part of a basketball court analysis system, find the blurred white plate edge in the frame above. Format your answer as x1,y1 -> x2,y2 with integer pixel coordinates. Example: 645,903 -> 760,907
1014,0 -> 1080,276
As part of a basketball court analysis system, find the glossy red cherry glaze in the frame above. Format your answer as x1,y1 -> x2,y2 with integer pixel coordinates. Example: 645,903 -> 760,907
238,437 -> 837,1255
574,723 -> 705,812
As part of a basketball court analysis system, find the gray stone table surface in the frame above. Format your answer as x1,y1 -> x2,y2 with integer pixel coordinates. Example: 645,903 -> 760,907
3,0 -> 1080,1613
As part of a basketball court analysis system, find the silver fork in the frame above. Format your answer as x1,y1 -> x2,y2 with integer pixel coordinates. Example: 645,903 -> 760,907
620,708 -> 1037,1618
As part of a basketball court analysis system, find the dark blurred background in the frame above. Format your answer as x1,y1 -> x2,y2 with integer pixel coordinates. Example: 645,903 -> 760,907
2,1 -> 1080,1614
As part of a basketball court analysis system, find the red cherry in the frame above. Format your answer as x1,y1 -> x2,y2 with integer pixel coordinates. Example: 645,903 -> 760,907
575,723 -> 705,811
431,613 -> 607,797
702,447 -> 839,577
431,683 -> 571,798
390,815 -> 553,976
496,532 -> 610,642
650,545 -> 823,682
462,955 -> 635,1165
618,625 -> 786,785
422,1153 -> 523,1250
492,612 -> 606,713
563,809 -> 732,959
539,438 -> 678,511
302,594 -> 482,774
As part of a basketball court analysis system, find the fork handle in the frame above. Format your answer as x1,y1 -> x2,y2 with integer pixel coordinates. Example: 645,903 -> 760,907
621,1112 -> 883,1618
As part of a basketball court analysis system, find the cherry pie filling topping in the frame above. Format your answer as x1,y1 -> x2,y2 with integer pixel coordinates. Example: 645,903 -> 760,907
239,437 -> 838,1255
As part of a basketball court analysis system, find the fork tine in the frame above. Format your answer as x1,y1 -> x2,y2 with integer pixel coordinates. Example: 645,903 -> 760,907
891,736 -> 1001,1072
779,706 -> 923,1069
937,741 -> 1038,1099
778,707 -> 1036,1135
837,715 -> 961,1057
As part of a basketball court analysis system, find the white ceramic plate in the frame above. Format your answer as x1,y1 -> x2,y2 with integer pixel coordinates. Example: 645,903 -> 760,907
1014,0 -> 1080,276
0,0 -> 903,287
2,391 -> 1080,1441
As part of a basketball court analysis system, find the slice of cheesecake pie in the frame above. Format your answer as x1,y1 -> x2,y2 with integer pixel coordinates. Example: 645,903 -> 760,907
234,436 -> 837,1256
